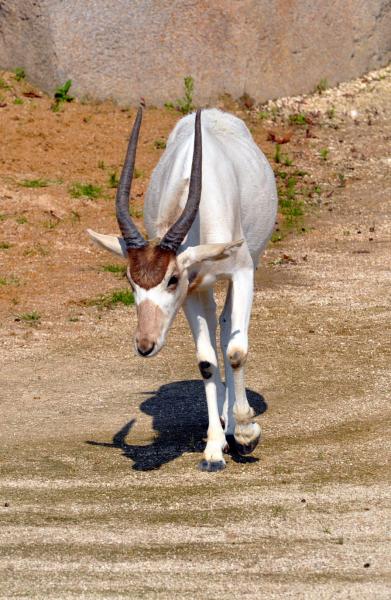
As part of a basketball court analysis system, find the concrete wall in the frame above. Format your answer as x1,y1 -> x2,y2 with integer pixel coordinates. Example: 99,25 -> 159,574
1,0 -> 390,105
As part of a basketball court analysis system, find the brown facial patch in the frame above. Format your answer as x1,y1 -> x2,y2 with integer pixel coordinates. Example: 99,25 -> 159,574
128,246 -> 175,289
136,299 -> 164,346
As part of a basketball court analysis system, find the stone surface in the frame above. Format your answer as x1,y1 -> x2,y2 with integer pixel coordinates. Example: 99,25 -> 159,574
1,0 -> 391,104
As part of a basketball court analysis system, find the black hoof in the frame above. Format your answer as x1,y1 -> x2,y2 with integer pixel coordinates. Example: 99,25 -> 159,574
234,435 -> 261,456
198,460 -> 226,472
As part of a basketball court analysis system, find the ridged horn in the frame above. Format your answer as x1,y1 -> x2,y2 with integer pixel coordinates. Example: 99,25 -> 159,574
159,109 -> 202,252
116,106 -> 148,249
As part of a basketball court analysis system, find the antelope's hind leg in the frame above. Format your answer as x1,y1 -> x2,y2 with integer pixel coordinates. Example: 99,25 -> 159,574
183,289 -> 227,471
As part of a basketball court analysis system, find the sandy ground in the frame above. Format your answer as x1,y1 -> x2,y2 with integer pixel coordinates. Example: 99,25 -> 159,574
0,67 -> 390,599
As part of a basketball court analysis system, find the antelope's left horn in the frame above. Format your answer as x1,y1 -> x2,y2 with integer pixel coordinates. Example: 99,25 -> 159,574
159,109 -> 202,252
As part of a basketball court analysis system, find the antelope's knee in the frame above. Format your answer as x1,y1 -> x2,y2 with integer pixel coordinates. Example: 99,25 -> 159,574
227,347 -> 247,369
198,360 -> 213,379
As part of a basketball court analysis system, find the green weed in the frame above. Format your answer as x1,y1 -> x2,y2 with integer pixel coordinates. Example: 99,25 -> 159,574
271,230 -> 283,243
154,139 -> 166,150
23,244 -> 49,257
289,113 -> 307,126
258,111 -> 270,120
0,78 -> 10,90
337,173 -> 346,187
0,242 -> 11,249
19,178 -> 48,188
270,505 -> 287,518
101,264 -> 127,276
166,76 -> 195,115
52,79 -> 74,111
130,207 -> 143,219
16,311 -> 41,324
274,144 -> 282,164
16,215 -> 28,224
97,160 -> 106,170
315,78 -> 328,94
13,98 -> 24,105
274,144 -> 293,166
70,210 -> 81,223
69,182 -> 102,200
14,67 -> 26,82
133,168 -> 144,179
277,175 -> 304,227
42,219 -> 59,230
0,275 -> 19,286
86,289 -> 134,309
108,172 -> 119,188
319,148 -> 329,161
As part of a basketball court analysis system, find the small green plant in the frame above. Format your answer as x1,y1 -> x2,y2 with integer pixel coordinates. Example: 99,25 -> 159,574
69,316 -> 80,322
337,173 -> 346,187
133,168 -> 144,179
154,139 -> 166,150
16,311 -> 41,324
274,144 -> 293,166
258,111 -> 270,120
0,242 -> 11,249
326,107 -> 335,119
70,210 -> 81,223
52,79 -> 74,111
42,219 -> 59,230
14,67 -> 26,82
108,172 -> 119,188
270,505 -> 287,518
319,148 -> 329,161
289,113 -> 307,126
130,207 -> 143,219
178,76 -> 194,114
86,289 -> 134,309
271,230 -> 283,243
274,144 -> 282,164
13,98 -> 24,105
101,264 -> 127,275
277,176 -> 304,228
23,244 -> 49,257
16,215 -> 28,224
315,78 -> 328,94
69,182 -> 102,200
19,178 -> 48,188
97,160 -> 106,170
0,275 -> 19,286
0,78 -> 10,90
166,76 -> 195,114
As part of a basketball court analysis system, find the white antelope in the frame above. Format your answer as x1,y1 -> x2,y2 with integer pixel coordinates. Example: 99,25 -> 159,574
88,108 -> 277,471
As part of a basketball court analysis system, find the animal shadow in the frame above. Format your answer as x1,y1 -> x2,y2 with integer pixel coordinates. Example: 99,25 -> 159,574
86,380 -> 267,471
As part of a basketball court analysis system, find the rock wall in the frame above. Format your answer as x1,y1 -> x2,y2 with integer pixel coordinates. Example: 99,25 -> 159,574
1,0 -> 390,105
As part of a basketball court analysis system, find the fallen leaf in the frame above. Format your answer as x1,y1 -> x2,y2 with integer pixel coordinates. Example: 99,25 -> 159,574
23,91 -> 42,98
267,130 -> 292,144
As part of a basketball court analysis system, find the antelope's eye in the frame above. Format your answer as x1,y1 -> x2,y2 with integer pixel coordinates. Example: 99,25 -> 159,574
167,275 -> 179,288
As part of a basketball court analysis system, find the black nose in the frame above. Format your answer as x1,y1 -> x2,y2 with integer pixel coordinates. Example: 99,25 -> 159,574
137,343 -> 155,357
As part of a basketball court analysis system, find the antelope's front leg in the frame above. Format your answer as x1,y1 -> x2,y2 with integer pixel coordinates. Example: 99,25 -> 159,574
226,268 -> 261,455
184,290 -> 227,471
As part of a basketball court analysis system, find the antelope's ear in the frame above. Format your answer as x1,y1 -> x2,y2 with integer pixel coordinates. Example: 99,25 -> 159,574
86,229 -> 128,258
177,239 -> 244,270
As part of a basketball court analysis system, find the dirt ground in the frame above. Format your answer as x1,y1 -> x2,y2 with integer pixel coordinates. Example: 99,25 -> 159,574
0,67 -> 390,599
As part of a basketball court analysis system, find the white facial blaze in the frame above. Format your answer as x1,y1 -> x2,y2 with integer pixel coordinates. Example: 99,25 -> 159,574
129,267 -> 188,357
